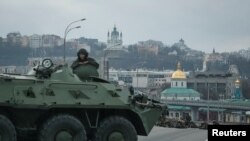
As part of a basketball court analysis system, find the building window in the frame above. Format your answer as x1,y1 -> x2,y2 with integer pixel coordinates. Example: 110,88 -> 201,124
181,82 -> 183,87
176,82 -> 178,86
176,113 -> 179,118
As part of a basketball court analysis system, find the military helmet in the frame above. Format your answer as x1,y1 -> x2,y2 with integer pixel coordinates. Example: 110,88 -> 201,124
77,48 -> 88,58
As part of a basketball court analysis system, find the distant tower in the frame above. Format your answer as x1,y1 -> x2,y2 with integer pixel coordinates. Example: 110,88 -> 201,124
107,25 -> 123,48
107,31 -> 110,41
213,48 -> 215,54
177,38 -> 186,48
179,38 -> 184,44
234,79 -> 243,99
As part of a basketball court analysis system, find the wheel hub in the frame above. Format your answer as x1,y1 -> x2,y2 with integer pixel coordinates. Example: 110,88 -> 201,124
108,131 -> 125,141
55,130 -> 73,141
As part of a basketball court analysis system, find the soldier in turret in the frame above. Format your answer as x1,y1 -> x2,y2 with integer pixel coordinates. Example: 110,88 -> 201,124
71,48 -> 99,70
71,48 -> 99,79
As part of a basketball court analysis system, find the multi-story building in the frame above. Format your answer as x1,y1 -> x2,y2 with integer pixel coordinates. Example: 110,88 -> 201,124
108,69 -> 175,88
78,37 -> 98,45
0,66 -> 16,73
7,32 -> 22,47
187,70 -> 238,100
188,49 -> 239,100
29,34 -> 63,48
20,36 -> 29,47
137,44 -> 159,56
41,34 -> 63,48
0,66 -> 29,74
29,34 -> 42,48
136,40 -> 162,56
238,48 -> 250,60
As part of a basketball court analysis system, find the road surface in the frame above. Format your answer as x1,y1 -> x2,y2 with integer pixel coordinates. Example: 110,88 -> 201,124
139,127 -> 207,141
23,127 -> 207,141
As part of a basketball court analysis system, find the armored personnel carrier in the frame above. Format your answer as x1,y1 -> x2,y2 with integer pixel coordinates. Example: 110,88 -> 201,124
0,59 -> 166,141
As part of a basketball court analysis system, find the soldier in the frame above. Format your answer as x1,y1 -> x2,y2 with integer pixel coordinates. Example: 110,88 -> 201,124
71,48 -> 99,79
71,48 -> 99,70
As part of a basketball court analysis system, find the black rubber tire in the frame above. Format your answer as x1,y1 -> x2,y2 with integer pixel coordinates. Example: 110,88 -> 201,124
0,115 -> 16,141
38,114 -> 87,141
93,116 -> 137,141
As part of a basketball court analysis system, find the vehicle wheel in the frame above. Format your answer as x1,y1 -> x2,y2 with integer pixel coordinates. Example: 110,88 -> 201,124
93,116 -> 137,141
0,115 -> 16,141
38,114 -> 87,141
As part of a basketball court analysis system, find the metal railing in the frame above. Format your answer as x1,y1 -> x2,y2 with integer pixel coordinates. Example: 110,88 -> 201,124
162,99 -> 250,110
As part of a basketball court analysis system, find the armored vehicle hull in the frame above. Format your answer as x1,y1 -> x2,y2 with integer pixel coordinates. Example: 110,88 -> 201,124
0,59 -> 165,141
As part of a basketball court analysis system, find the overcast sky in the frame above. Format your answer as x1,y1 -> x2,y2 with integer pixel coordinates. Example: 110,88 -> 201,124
0,0 -> 250,52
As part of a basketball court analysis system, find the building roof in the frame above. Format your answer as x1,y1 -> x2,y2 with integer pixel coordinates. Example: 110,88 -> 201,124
161,88 -> 200,97
168,105 -> 191,111
172,62 -> 186,79
192,71 -> 232,78
223,99 -> 250,106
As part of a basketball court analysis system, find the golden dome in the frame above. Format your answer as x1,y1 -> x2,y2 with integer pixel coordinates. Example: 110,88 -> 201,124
235,79 -> 240,84
171,62 -> 186,79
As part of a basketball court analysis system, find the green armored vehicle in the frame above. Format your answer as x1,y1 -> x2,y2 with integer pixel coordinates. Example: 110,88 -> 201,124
0,59 -> 166,141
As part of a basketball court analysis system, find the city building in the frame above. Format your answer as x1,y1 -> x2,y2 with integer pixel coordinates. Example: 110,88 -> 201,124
41,34 -> 63,48
7,32 -> 22,47
0,66 -> 16,73
20,36 -> 29,47
161,62 -> 200,101
78,37 -> 98,45
224,111 -> 246,123
108,68 -> 174,89
101,25 -> 128,79
29,34 -> 42,48
186,52 -> 239,100
187,70 -> 237,100
137,40 -> 162,56
137,44 -> 159,56
107,25 -> 123,49
162,62 -> 248,122
168,106 -> 191,120
161,62 -> 200,121
172,38 -> 187,50
0,66 -> 29,74
30,34 -> 63,48
207,48 -> 225,62
238,48 -> 250,60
